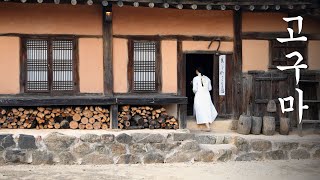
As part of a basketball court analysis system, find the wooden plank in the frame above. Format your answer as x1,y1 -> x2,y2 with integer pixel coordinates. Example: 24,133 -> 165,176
116,96 -> 188,105
102,6 -> 113,95
110,105 -> 118,129
232,10 -> 243,119
178,104 -> 187,129
0,96 -> 116,106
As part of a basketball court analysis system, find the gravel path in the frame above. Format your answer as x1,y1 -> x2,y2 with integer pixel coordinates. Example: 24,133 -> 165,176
0,160 -> 319,180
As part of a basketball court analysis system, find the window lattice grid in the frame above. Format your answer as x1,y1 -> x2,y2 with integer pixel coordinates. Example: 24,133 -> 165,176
133,41 -> 157,91
52,40 -> 74,91
26,39 -> 49,92
271,41 -> 307,67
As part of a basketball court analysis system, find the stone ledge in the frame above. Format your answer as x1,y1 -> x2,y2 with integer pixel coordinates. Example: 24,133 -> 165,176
0,131 -> 319,164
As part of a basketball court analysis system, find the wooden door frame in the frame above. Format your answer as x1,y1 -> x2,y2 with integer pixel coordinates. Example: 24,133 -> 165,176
179,50 -> 234,118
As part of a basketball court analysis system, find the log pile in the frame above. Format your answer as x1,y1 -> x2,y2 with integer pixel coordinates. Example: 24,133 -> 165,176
118,105 -> 179,130
0,106 -> 110,130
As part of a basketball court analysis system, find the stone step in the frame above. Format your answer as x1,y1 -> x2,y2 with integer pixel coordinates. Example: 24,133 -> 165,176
186,117 -> 238,131
171,132 -> 233,144
197,144 -> 238,162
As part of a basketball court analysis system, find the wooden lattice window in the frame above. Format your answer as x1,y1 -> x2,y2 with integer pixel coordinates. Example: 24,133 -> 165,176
22,37 -> 78,94
128,40 -> 161,92
270,40 -> 307,68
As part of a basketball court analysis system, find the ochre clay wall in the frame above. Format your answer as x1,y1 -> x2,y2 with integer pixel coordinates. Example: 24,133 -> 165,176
113,38 -> 128,93
0,3 -> 102,35
113,6 -> 233,37
242,12 -> 288,32
78,38 -> 104,93
161,40 -> 178,93
0,37 -> 20,94
308,41 -> 320,70
0,3 -> 103,94
242,40 -> 269,72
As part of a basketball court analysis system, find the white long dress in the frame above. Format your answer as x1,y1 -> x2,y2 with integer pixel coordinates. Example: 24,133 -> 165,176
192,73 -> 218,124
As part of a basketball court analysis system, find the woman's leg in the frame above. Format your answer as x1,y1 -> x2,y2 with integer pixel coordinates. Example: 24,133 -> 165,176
205,123 -> 211,131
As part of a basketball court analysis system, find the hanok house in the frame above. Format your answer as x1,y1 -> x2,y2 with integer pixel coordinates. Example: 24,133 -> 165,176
0,0 -> 319,131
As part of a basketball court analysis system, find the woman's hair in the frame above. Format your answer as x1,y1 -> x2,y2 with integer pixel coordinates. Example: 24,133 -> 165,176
196,66 -> 205,75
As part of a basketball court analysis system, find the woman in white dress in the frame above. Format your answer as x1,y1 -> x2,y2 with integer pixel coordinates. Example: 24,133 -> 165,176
192,67 -> 218,131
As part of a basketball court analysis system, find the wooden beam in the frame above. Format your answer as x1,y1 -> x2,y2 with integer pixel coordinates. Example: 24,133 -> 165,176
102,5 -> 113,95
242,32 -> 320,40
0,33 -> 102,39
233,10 -> 243,119
0,96 -> 116,106
113,34 -> 233,42
110,104 -> 119,129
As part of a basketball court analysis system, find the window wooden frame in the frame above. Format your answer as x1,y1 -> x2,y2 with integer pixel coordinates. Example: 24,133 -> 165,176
127,39 -> 162,93
269,40 -> 308,69
20,36 -> 79,95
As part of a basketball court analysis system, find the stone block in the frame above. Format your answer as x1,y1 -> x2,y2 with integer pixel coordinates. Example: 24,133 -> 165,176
94,144 -> 110,155
177,140 -> 200,152
265,150 -> 288,160
217,149 -> 233,162
236,152 -> 263,161
149,142 -> 181,152
71,142 -> 93,156
18,134 -> 37,149
4,149 -> 32,163
215,135 -> 225,144
251,139 -> 272,151
32,150 -> 54,165
82,153 -> 114,165
171,133 -> 195,141
132,133 -> 165,143
234,137 -> 250,152
195,135 -> 216,144
194,150 -> 215,162
43,132 -> 76,152
129,144 -> 147,154
143,153 -> 165,164
290,149 -> 310,160
80,134 -> 100,143
0,134 -> 15,149
108,143 -> 127,156
115,133 -> 132,144
276,142 -> 299,151
312,149 -> 320,159
58,152 -> 76,165
116,154 -> 141,164
165,152 -> 194,163
100,134 -> 115,144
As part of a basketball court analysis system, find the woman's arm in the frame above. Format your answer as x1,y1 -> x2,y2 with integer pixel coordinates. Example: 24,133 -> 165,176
192,77 -> 198,93
208,78 -> 212,91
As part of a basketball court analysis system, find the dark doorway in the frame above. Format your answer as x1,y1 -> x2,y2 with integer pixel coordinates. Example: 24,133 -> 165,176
186,54 -> 214,116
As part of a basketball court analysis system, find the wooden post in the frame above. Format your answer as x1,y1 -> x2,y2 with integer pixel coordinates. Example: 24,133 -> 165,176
177,40 -> 184,96
102,5 -> 113,95
110,105 -> 118,129
233,10 -> 243,119
178,104 -> 187,129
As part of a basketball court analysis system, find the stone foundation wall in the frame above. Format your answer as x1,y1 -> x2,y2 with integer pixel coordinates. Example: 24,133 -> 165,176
0,132 -> 319,165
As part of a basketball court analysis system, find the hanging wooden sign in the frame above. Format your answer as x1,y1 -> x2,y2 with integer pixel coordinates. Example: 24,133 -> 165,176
219,55 -> 226,96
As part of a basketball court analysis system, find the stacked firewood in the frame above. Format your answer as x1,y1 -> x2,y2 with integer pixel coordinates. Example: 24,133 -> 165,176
118,105 -> 179,130
0,106 -> 110,130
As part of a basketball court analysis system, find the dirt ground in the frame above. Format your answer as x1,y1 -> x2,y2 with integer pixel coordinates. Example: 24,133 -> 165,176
0,160 -> 319,180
